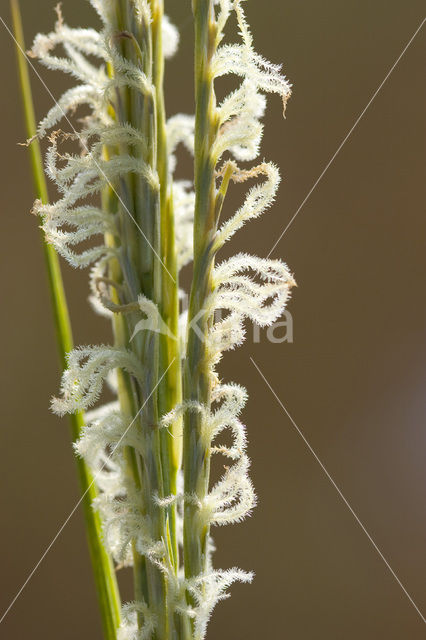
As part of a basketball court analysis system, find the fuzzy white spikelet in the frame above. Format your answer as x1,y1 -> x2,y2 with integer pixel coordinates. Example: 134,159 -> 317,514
184,568 -> 253,640
117,602 -> 156,640
52,346 -> 143,415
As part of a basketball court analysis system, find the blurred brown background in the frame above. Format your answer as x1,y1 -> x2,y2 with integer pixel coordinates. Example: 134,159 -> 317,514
0,1 -> 425,638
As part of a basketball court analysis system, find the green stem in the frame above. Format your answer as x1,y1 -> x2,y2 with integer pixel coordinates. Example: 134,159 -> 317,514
110,4 -> 174,637
11,2 -> 121,637
183,0 -> 219,604
152,3 -> 191,636
152,0 -> 181,567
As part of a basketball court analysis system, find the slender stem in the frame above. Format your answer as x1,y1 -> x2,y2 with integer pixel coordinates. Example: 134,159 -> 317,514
10,2 -> 121,638
111,4 -> 176,637
151,3 -> 192,636
183,0 -> 219,605
152,0 -> 181,560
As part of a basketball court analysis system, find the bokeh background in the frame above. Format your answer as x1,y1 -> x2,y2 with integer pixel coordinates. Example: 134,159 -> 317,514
1,1 -> 425,638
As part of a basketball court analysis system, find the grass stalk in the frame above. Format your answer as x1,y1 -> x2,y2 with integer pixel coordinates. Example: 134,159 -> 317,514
152,0 -> 182,568
109,4 -> 176,636
10,1 -> 121,637
183,0 -> 218,593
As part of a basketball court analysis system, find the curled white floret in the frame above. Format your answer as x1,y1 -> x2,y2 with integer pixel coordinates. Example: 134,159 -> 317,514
213,1 -> 291,109
52,346 -> 144,415
117,601 -> 157,640
212,253 -> 295,328
34,198 -> 117,268
215,163 -> 280,248
184,568 -> 254,640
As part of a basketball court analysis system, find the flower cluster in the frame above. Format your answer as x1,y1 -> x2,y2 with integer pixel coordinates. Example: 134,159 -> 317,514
30,1 -> 294,638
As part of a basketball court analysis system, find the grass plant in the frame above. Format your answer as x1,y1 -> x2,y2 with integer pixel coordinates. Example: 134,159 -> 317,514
13,1 -> 294,637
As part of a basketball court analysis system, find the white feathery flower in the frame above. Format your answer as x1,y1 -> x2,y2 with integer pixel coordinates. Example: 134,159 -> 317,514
35,199 -> 117,268
30,27 -> 106,85
184,568 -> 253,640
211,253 -> 295,327
118,602 -> 156,640
215,162 -> 280,248
75,409 -> 132,469
207,312 -> 246,362
206,454 -> 256,526
52,346 -> 144,415
35,85 -> 107,140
